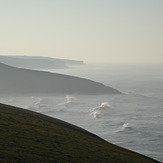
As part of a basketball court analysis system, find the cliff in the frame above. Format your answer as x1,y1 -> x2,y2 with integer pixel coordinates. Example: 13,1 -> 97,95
0,62 -> 121,95
0,55 -> 83,69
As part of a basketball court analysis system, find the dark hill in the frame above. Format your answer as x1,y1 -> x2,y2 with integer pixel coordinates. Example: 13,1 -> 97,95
0,62 -> 121,95
0,103 -> 160,163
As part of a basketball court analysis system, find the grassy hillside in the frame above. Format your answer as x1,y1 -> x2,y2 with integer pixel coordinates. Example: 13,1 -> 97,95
0,103 -> 160,163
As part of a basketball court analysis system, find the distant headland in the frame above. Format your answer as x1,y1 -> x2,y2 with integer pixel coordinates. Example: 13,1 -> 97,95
0,62 -> 121,95
0,55 -> 84,69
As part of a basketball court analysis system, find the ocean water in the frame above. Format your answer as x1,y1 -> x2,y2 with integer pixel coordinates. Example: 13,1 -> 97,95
0,63 -> 163,162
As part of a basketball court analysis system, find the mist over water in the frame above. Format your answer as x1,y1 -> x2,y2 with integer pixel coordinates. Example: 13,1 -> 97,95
0,63 -> 163,162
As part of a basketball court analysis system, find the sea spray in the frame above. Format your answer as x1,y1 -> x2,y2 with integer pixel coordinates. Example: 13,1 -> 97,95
90,102 -> 111,118
58,95 -> 77,107
122,123 -> 140,130
27,97 -> 48,112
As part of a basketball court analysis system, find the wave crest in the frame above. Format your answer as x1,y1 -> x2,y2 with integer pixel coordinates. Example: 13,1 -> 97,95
90,102 -> 111,118
58,95 -> 77,107
122,123 -> 140,130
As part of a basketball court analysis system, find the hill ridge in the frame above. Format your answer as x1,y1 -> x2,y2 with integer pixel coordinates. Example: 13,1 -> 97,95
0,103 -> 160,163
0,62 -> 121,95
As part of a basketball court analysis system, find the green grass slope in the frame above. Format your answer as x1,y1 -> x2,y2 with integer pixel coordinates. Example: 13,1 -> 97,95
0,103 -> 160,163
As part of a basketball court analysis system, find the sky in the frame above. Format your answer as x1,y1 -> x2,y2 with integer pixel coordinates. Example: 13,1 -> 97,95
0,0 -> 162,63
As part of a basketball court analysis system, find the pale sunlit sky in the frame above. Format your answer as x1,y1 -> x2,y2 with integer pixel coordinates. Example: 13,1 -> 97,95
0,0 -> 162,63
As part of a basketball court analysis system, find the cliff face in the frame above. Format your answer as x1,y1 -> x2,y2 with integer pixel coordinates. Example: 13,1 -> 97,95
0,62 -> 121,95
0,55 -> 67,69
0,55 -> 83,69
0,103 -> 160,163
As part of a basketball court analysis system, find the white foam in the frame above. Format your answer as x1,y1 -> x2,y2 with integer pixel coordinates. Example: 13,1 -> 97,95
90,102 -> 111,118
27,97 -> 48,111
58,95 -> 77,107
122,123 -> 139,130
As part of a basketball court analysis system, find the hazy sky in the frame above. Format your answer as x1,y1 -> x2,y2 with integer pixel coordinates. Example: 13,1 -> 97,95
0,0 -> 162,63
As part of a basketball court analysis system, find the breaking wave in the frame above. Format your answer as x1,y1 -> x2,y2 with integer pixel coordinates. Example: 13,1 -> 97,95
90,102 -> 111,118
122,123 -> 140,130
27,97 -> 49,112
58,95 -> 77,107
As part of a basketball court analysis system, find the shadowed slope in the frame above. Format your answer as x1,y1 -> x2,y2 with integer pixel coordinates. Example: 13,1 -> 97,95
0,62 -> 121,95
0,103 -> 160,163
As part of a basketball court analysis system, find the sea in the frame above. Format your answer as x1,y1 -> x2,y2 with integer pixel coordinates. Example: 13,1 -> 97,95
0,63 -> 163,162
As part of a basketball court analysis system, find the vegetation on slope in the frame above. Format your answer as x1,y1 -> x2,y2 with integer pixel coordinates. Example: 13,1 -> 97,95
0,103 -> 160,163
